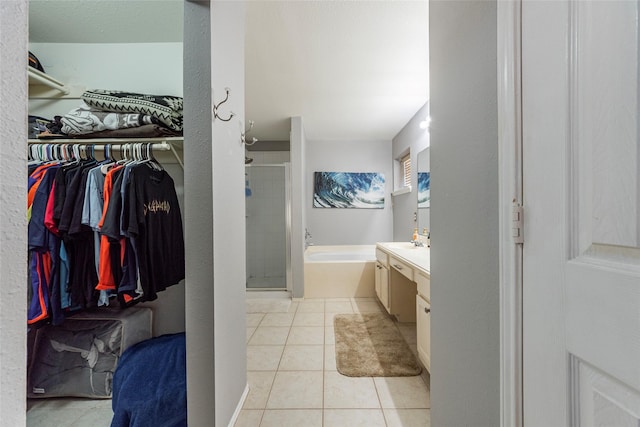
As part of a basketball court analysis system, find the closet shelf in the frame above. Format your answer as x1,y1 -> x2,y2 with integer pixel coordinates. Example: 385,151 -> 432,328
28,67 -> 84,99
28,137 -> 184,169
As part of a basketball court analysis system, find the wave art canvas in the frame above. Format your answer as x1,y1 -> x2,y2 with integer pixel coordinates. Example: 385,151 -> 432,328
313,172 -> 385,209
418,172 -> 430,208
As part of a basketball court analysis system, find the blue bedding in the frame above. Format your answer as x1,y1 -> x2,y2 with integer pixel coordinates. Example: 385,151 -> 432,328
111,332 -> 186,427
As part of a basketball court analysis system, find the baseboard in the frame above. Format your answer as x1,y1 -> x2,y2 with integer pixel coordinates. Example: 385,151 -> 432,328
227,383 -> 249,427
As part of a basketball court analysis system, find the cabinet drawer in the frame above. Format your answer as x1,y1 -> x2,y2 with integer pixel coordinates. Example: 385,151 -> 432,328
375,248 -> 388,267
416,271 -> 430,300
390,256 -> 413,281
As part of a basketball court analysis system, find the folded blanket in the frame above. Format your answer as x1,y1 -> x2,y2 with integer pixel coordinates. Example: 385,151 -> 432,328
82,90 -> 183,132
111,333 -> 186,427
67,124 -> 182,139
60,102 -> 158,136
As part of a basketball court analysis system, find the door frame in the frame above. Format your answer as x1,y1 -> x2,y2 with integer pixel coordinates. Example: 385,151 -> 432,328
497,1 -> 523,426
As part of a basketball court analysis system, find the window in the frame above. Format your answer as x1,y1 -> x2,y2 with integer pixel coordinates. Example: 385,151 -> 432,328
393,151 -> 412,196
400,153 -> 412,188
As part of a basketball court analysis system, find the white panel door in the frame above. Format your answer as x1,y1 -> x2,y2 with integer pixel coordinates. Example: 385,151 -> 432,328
522,1 -> 640,425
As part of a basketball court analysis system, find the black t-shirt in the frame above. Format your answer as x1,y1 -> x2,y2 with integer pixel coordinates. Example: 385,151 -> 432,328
126,165 -> 185,301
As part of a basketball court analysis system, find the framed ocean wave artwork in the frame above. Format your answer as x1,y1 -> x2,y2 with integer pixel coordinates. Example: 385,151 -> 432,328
418,172 -> 430,208
313,172 -> 385,209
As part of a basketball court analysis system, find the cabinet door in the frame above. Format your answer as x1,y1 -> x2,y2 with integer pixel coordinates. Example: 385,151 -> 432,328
375,263 -> 382,300
375,263 -> 390,313
416,296 -> 431,372
380,264 -> 390,312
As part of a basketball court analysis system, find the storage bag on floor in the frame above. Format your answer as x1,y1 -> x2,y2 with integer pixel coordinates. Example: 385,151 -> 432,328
27,307 -> 152,399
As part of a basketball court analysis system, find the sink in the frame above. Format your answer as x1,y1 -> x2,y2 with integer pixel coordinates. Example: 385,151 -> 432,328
384,242 -> 420,250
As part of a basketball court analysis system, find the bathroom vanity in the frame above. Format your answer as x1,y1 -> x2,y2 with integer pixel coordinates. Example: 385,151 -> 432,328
375,242 -> 431,371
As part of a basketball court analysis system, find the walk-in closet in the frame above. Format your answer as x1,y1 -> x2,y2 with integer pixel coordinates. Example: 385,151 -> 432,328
26,1 -> 187,424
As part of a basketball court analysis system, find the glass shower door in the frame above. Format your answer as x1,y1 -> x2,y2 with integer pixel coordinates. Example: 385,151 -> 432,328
245,164 -> 290,290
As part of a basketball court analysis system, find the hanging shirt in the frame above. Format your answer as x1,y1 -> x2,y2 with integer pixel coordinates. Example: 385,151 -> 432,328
126,165 -> 185,301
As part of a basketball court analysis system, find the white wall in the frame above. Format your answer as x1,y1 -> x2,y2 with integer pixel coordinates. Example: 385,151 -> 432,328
305,139 -> 393,245
0,1 -> 28,425
28,42 -> 183,119
429,1 -> 500,426
391,102 -> 430,241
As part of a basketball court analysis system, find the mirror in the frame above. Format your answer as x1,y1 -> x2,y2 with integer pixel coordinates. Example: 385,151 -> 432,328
417,147 -> 430,233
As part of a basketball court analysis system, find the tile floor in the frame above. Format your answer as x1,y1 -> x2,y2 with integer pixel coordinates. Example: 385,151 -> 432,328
26,297 -> 430,427
237,297 -> 431,427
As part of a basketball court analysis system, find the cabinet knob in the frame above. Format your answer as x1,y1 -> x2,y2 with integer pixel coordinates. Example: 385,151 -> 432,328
424,307 -> 430,314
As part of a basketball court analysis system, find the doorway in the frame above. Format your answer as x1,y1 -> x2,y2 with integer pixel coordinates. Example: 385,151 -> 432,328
245,163 -> 292,292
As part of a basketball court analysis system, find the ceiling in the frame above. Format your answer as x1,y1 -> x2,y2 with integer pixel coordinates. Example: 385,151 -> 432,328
29,0 -> 429,143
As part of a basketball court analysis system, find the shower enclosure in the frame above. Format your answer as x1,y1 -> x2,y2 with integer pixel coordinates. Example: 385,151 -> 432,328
245,163 -> 291,291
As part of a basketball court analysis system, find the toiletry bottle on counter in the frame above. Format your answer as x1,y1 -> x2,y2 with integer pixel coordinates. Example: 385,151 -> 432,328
412,228 -> 418,242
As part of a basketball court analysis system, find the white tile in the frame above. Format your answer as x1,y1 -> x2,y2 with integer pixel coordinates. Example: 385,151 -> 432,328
260,409 -> 322,427
325,326 -> 335,345
246,299 -> 291,313
374,376 -> 431,409
234,409 -> 263,427
247,313 -> 266,327
293,312 -> 324,327
266,371 -> 323,409
324,345 -> 337,371
325,312 -> 338,326
247,346 -> 284,371
261,313 -> 295,327
279,345 -> 324,371
286,327 -> 325,345
324,371 -> 380,409
296,301 -> 325,313
244,371 -> 277,409
247,327 -> 256,343
287,302 -> 299,313
383,408 -> 431,427
325,301 -> 354,313
323,409 -> 387,427
248,326 -> 290,346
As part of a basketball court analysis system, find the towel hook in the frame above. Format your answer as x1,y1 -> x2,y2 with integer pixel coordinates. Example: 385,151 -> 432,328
241,120 -> 258,146
213,87 -> 235,122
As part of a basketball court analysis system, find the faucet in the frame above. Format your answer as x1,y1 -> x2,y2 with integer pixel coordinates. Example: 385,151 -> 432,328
305,228 -> 313,249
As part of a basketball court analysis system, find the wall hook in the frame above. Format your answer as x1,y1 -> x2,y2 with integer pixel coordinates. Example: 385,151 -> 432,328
213,87 -> 235,122
241,120 -> 258,146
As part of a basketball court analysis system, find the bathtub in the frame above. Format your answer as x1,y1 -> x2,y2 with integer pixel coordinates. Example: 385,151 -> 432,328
304,245 -> 376,298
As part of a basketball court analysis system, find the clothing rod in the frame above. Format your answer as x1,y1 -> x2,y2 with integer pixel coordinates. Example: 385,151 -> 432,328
28,140 -> 184,170
28,142 -> 171,151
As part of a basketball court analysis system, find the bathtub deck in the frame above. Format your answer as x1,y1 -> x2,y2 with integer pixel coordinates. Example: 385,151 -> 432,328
304,246 -> 376,298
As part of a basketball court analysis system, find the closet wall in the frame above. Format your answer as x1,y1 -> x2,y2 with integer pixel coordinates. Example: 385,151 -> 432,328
28,42 -> 186,336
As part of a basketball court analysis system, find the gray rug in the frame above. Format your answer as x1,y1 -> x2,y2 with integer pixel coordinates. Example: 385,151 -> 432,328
334,313 -> 422,377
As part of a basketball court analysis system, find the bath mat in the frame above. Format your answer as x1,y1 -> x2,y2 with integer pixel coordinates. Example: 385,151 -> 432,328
334,313 -> 422,377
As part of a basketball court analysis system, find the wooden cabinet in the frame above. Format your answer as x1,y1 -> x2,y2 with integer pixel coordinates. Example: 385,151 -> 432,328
375,262 -> 390,312
416,270 -> 431,372
416,294 -> 431,371
376,242 -> 431,372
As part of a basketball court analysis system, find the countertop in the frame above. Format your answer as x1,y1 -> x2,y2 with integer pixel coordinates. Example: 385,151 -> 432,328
376,242 -> 430,275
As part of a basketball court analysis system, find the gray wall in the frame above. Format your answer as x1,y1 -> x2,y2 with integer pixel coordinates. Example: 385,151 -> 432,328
184,1 -> 247,425
184,1 -> 215,423
391,102 -> 430,241
429,1 -> 500,426
290,117 -> 306,298
211,2 -> 248,424
305,139 -> 393,245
